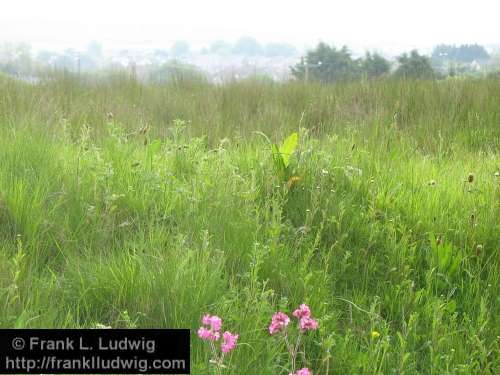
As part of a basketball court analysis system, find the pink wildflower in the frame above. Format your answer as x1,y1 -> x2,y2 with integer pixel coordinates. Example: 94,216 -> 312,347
294,368 -> 312,375
269,312 -> 290,335
197,327 -> 220,341
221,331 -> 239,353
299,317 -> 318,332
198,314 -> 222,341
202,314 -> 222,332
292,304 -> 311,319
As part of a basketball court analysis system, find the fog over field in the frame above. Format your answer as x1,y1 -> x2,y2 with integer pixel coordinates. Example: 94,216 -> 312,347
1,0 -> 499,59
2,0 -> 500,47
1,0 -> 500,81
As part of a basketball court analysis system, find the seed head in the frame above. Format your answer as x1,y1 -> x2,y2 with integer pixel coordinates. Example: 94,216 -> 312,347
475,244 -> 483,256
436,235 -> 443,246
287,176 -> 301,189
470,213 -> 476,225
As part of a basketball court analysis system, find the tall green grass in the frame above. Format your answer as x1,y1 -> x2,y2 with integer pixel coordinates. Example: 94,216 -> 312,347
0,73 -> 498,373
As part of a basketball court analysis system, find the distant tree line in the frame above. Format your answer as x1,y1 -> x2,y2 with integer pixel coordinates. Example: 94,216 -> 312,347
395,50 -> 435,79
430,44 -> 492,76
432,44 -> 490,64
1,39 -> 497,82
291,43 -> 435,82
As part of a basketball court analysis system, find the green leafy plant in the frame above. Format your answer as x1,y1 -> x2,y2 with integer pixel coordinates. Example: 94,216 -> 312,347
271,132 -> 299,182
429,235 -> 462,289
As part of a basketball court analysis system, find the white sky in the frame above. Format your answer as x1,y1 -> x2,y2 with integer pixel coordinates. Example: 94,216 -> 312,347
1,0 -> 499,52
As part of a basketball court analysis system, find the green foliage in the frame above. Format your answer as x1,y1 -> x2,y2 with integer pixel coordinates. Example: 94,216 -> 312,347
277,132 -> 298,169
432,43 -> 490,64
291,43 -> 391,82
428,235 -> 462,291
148,60 -> 207,85
146,139 -> 161,169
0,76 -> 499,374
395,50 -> 435,79
291,43 -> 361,82
487,69 -> 500,79
361,52 -> 390,78
431,44 -> 492,77
271,132 -> 299,181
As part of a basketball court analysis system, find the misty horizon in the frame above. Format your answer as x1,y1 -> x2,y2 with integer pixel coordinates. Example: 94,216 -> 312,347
2,0 -> 499,55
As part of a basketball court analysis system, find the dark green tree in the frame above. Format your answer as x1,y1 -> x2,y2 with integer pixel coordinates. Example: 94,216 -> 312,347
395,50 -> 435,79
291,43 -> 361,82
361,52 -> 390,78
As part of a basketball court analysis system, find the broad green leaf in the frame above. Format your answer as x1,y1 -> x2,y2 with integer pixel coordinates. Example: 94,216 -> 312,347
438,243 -> 452,271
279,132 -> 298,168
445,300 -> 457,314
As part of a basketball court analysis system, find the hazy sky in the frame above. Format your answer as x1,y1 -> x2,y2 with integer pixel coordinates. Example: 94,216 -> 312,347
1,0 -> 499,51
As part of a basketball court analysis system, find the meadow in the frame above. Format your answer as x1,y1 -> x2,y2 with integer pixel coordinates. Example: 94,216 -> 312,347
0,72 -> 498,374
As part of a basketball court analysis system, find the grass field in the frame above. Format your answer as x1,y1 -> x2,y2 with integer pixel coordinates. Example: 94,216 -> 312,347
0,73 -> 499,374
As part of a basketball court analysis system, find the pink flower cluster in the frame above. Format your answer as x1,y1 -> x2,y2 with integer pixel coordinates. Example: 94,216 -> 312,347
221,331 -> 239,353
269,304 -> 318,335
269,311 -> 291,334
197,314 -> 222,341
197,314 -> 238,354
290,368 -> 312,375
